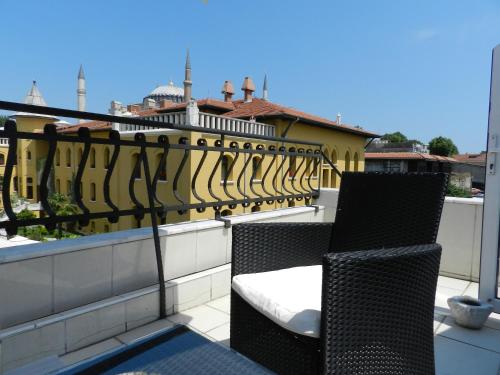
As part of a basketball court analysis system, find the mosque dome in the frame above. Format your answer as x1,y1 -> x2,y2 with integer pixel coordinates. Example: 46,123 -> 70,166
146,80 -> 184,103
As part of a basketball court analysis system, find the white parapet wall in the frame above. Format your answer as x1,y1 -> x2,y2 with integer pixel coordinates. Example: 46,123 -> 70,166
317,188 -> 483,282
0,206 -> 325,372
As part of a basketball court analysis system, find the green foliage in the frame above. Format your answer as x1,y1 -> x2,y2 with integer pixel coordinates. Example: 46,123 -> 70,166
381,132 -> 408,143
429,136 -> 459,156
0,115 -> 8,127
446,183 -> 472,198
48,193 -> 79,216
16,208 -> 36,221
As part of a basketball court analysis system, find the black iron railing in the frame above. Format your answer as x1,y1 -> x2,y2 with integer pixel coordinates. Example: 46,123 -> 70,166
0,100 -> 341,318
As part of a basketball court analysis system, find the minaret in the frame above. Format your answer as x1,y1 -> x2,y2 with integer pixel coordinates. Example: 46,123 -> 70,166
183,50 -> 192,102
77,65 -> 86,122
262,74 -> 268,101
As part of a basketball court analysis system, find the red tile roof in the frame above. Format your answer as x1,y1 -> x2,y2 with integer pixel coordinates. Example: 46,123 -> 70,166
57,120 -> 111,134
365,152 -> 456,162
221,98 -> 378,137
452,152 -> 486,165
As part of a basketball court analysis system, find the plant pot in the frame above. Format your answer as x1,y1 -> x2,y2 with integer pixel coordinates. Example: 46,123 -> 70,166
447,296 -> 493,329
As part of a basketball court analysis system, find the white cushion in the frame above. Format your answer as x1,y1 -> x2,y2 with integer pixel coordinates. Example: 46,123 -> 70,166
232,265 -> 322,338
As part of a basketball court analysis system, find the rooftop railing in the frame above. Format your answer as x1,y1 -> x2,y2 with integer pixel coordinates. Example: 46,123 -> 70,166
0,100 -> 341,319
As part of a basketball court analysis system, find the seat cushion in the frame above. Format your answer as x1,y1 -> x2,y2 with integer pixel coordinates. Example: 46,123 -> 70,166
232,265 -> 322,338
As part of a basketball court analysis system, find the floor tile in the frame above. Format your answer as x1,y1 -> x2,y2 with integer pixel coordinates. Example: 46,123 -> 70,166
167,305 -> 230,333
205,322 -> 230,347
436,317 -> 500,354
435,335 -> 500,375
60,338 -> 123,366
437,276 -> 470,293
484,312 -> 500,331
206,295 -> 230,314
434,313 -> 447,333
116,319 -> 175,344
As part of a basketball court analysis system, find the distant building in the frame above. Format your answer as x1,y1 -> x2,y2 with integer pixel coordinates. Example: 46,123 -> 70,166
364,152 -> 455,173
366,139 -> 429,154
452,152 -> 486,190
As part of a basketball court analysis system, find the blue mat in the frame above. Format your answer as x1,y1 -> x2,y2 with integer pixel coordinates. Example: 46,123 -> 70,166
59,325 -> 272,374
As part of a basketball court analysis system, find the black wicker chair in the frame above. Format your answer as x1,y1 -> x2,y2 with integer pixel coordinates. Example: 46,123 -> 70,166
230,172 -> 448,374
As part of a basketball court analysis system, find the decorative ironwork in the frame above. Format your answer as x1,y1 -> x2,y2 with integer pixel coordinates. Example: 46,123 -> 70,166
0,100 -> 341,318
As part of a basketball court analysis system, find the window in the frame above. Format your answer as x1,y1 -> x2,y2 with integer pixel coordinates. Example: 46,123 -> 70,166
344,151 -> 351,172
66,148 -> 71,167
104,224 -> 110,233
26,150 -> 31,160
90,221 -> 95,232
322,169 -> 329,188
252,156 -> 262,180
289,155 -> 297,178
13,176 -> 18,191
26,177 -> 33,199
156,153 -> 167,181
383,160 -> 401,172
221,209 -> 232,217
0,154 -> 4,165
331,150 -> 338,188
90,183 -> 96,201
55,149 -> 60,166
90,148 -> 96,168
353,152 -> 359,172
56,179 -> 60,193
67,180 -> 72,195
221,155 -> 233,181
77,148 -> 82,166
132,153 -> 141,179
104,148 -> 110,169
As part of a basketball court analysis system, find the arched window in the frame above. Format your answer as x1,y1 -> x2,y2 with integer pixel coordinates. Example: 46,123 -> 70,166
104,148 -> 110,169
0,154 -> 5,165
221,209 -> 232,217
252,156 -> 262,180
289,155 -> 297,178
27,150 -> 31,160
353,152 -> 359,172
331,150 -> 338,188
55,149 -> 60,166
66,148 -> 71,167
156,153 -> 167,181
90,183 -> 96,201
221,155 -> 233,182
90,148 -> 96,168
322,148 -> 330,167
66,180 -> 72,195
132,153 -> 141,179
322,169 -> 329,188
345,151 -> 351,172
56,179 -> 60,193
251,205 -> 261,213
77,148 -> 82,166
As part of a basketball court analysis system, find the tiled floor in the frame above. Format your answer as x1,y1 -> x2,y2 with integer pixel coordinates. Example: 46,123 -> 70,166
58,276 -> 500,374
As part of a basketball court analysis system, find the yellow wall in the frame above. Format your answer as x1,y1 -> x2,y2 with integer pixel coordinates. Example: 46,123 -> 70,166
4,114 -> 367,233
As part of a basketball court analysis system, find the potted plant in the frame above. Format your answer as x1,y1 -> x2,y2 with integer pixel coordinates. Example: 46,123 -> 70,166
447,296 -> 493,329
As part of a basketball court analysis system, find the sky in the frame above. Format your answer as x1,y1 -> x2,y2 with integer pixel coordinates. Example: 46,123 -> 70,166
0,0 -> 499,153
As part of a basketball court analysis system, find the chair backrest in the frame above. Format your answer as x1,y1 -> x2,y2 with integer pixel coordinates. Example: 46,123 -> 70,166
330,172 -> 448,253
321,243 -> 442,374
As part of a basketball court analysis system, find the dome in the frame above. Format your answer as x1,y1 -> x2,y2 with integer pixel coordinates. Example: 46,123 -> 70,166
148,80 -> 184,99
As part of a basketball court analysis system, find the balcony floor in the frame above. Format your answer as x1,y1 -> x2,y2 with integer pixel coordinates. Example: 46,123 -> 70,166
57,276 -> 500,375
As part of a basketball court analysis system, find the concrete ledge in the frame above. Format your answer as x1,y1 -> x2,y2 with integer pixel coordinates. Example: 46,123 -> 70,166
0,264 -> 231,373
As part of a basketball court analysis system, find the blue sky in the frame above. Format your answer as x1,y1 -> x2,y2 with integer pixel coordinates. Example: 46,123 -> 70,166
0,0 -> 499,152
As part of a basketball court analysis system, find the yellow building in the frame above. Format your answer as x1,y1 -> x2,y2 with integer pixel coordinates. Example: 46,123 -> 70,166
4,59 -> 378,235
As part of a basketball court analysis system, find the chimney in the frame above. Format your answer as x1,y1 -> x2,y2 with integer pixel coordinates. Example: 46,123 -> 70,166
221,80 -> 235,102
336,113 -> 342,125
241,77 -> 255,102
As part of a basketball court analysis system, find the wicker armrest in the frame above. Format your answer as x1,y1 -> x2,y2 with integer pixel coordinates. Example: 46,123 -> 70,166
320,243 -> 442,374
231,222 -> 333,277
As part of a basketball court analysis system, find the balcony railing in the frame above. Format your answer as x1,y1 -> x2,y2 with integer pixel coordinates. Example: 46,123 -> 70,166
0,100 -> 340,319
118,111 -> 276,137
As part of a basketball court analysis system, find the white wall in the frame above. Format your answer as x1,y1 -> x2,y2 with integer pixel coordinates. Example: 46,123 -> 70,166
317,188 -> 483,282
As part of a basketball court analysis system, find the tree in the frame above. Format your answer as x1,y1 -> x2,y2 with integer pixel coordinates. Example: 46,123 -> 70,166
16,209 -> 36,237
48,193 -> 79,236
0,115 -> 8,127
429,136 -> 459,156
381,132 -> 408,143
